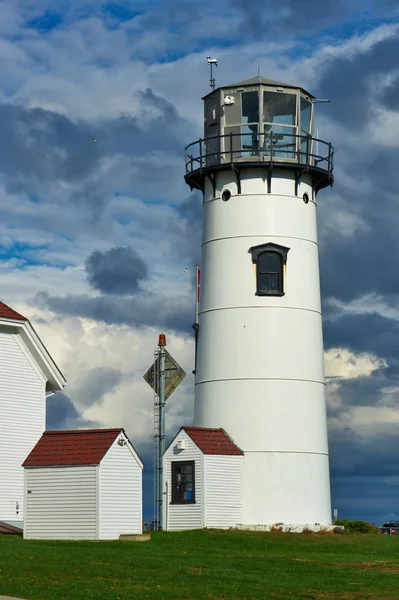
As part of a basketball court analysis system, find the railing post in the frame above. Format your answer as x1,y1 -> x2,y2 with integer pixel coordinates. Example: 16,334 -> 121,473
306,135 -> 310,167
296,133 -> 300,163
199,138 -> 203,168
230,132 -> 233,164
328,142 -> 332,173
270,133 -> 274,160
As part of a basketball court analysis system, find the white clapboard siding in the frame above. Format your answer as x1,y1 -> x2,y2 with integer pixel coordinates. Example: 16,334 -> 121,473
0,329 -> 45,524
203,455 -> 243,528
99,438 -> 142,539
24,466 -> 97,540
164,430 -> 203,530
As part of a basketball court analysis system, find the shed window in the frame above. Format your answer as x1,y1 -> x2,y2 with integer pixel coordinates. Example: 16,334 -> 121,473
249,243 -> 290,297
171,461 -> 195,504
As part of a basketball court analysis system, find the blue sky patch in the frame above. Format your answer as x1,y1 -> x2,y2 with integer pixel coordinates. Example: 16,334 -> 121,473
27,10 -> 63,33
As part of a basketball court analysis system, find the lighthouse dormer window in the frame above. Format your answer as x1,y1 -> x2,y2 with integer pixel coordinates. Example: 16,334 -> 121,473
249,242 -> 290,296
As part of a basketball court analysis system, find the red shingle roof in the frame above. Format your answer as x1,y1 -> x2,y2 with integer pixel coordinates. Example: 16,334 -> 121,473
0,521 -> 23,535
22,429 -> 122,467
0,301 -> 27,321
183,427 -> 243,455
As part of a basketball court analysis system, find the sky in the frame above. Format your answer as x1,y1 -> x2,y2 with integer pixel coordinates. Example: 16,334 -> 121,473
2,0 -> 399,526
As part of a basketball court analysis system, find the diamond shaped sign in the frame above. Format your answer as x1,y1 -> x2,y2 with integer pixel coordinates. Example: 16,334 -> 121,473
143,350 -> 186,400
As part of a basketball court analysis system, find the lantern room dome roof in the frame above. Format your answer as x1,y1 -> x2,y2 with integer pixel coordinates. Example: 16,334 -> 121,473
203,74 -> 316,99
230,75 -> 292,87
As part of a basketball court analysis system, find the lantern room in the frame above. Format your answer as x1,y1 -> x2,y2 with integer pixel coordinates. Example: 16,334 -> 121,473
185,75 -> 333,194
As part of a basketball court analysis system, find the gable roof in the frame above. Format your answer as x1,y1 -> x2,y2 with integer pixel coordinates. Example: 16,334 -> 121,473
0,301 -> 27,321
0,300 -> 66,391
182,427 -> 243,456
23,429 -> 124,467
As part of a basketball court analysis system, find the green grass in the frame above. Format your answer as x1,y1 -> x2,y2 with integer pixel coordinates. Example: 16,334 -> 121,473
1,530 -> 399,600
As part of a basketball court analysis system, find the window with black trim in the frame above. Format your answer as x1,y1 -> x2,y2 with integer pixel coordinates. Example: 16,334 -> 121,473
249,242 -> 290,296
171,461 -> 195,504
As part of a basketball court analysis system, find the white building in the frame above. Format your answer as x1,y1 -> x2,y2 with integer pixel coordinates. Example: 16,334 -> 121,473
0,301 -> 65,528
23,428 -> 143,540
183,75 -> 334,528
163,427 -> 243,530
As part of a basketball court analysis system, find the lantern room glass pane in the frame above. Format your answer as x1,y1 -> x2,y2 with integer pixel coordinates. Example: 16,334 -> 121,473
224,125 -> 241,158
264,125 -> 296,159
224,92 -> 242,125
263,92 -> 297,160
242,124 -> 259,156
242,91 -> 259,124
263,92 -> 297,127
300,97 -> 312,134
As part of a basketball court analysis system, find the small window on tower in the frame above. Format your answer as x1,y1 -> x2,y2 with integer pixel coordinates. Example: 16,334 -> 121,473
171,461 -> 195,504
249,243 -> 290,296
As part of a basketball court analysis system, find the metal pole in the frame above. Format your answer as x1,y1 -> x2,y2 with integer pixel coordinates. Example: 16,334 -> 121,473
158,334 -> 166,530
192,266 -> 200,375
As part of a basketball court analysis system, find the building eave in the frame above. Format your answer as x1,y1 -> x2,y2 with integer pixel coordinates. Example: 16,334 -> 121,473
0,317 -> 66,391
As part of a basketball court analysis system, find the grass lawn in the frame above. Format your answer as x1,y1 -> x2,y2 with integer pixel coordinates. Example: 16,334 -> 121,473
1,530 -> 399,600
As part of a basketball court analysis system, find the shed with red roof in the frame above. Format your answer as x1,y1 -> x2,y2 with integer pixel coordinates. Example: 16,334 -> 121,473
0,301 -> 66,529
23,428 -> 143,540
163,426 -> 243,530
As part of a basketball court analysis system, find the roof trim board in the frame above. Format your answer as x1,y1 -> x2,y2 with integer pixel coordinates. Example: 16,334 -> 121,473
0,303 -> 66,391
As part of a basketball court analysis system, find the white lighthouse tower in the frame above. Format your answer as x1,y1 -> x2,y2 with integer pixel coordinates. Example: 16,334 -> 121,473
184,75 -> 334,527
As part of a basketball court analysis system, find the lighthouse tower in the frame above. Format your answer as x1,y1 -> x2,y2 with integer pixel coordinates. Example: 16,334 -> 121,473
184,76 -> 334,527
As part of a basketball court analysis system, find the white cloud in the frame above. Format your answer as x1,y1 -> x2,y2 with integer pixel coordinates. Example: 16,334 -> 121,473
325,347 -> 386,379
13,303 -> 195,445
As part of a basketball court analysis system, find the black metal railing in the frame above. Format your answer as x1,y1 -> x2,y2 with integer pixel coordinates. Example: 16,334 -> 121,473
185,131 -> 334,177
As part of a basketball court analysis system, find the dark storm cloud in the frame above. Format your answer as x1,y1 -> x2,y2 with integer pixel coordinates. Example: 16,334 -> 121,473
320,219 -> 399,302
0,88 -> 188,204
327,371 -> 399,522
231,0 -> 351,37
175,192 -> 202,269
36,290 -> 193,334
323,312 -> 399,362
313,25 -> 399,315
135,0 -> 399,55
327,371 -> 396,410
314,22 -> 399,524
317,35 -> 399,130
85,246 -> 148,295
46,391 -> 99,430
329,423 -> 399,478
380,74 -> 399,111
76,366 -> 124,407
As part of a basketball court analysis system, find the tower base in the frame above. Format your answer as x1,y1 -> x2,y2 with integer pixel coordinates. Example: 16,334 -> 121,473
236,524 -> 337,533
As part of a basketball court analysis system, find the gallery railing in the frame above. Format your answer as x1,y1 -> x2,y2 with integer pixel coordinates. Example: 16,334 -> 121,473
185,131 -> 334,177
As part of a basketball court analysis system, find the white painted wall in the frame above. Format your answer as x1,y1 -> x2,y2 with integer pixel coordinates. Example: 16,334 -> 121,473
0,328 -> 46,526
99,435 -> 143,539
195,167 -> 332,526
24,466 -> 97,540
164,430 -> 203,530
204,455 -> 243,528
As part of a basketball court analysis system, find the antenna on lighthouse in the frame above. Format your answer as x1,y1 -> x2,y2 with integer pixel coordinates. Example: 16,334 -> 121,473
207,57 -> 218,90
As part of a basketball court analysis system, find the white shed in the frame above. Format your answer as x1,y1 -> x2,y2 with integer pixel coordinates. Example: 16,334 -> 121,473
23,428 -> 143,540
0,301 -> 65,528
163,426 -> 243,530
